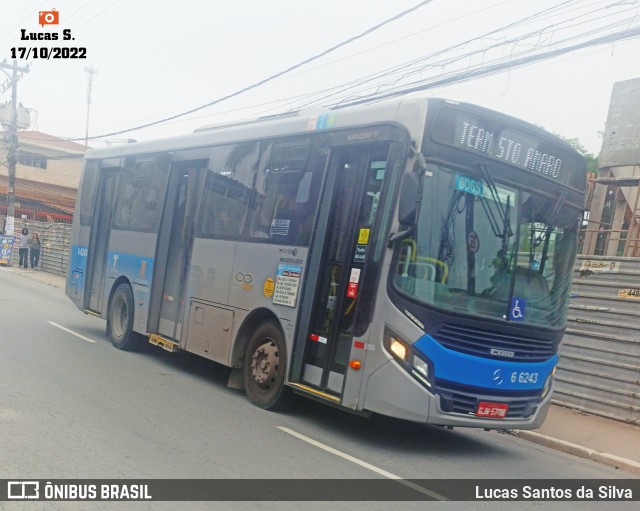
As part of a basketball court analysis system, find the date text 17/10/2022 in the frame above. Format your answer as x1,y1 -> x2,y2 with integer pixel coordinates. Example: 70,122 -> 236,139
11,47 -> 86,59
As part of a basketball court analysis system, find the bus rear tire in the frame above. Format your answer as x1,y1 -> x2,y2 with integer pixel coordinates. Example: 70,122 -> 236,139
107,283 -> 138,351
243,321 -> 288,410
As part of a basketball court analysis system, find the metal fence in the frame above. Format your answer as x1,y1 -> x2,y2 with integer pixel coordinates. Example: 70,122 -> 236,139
555,255 -> 640,424
8,219 -> 71,276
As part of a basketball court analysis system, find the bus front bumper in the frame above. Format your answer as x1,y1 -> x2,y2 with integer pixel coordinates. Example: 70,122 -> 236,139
363,357 -> 553,430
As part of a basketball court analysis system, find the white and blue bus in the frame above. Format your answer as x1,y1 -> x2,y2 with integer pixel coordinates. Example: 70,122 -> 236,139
66,97 -> 586,428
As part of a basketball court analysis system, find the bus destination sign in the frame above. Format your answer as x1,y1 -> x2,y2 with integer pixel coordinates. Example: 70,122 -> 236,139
454,116 -> 563,180
429,106 -> 582,186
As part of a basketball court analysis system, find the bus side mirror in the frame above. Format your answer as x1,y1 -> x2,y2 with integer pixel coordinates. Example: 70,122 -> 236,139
398,173 -> 419,226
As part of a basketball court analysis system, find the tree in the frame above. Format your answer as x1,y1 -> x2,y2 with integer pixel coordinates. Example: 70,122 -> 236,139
554,135 -> 599,175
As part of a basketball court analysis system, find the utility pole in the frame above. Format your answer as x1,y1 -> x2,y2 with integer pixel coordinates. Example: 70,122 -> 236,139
0,59 -> 29,234
84,66 -> 97,147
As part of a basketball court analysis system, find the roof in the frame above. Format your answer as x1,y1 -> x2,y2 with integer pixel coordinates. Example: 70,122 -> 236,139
15,131 -> 89,153
0,175 -> 77,204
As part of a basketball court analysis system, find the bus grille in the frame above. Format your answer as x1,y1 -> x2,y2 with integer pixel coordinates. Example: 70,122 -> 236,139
435,380 -> 540,419
430,323 -> 556,362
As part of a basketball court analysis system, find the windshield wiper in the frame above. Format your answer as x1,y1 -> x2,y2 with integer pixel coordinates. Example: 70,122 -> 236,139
477,162 -> 513,247
536,190 -> 567,272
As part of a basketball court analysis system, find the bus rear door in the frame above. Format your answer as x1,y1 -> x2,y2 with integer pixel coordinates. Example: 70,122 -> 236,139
84,164 -> 118,313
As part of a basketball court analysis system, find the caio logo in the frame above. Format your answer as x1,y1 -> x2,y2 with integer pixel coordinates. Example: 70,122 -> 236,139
39,9 -> 59,27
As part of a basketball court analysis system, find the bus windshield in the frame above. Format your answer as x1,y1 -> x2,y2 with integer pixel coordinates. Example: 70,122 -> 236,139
393,163 -> 580,328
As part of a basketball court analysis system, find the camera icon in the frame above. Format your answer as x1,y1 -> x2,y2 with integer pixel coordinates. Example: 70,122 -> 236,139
39,9 -> 59,27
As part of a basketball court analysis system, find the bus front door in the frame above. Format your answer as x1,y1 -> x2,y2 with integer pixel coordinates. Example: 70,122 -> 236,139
295,143 -> 389,400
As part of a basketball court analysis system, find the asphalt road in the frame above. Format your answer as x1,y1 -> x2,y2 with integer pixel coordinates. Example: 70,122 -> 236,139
0,268 -> 636,510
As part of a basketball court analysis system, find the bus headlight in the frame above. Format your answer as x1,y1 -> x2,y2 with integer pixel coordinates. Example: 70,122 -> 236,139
384,331 -> 410,363
384,327 -> 433,389
390,337 -> 409,362
411,355 -> 432,388
541,367 -> 556,399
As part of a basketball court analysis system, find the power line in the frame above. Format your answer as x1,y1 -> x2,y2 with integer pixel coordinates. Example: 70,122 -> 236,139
278,1 -> 639,111
82,0 -> 611,136
335,26 -> 640,108
68,0 -> 436,141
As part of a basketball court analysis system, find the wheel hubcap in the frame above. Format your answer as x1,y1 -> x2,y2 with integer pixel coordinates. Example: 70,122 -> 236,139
250,339 -> 279,389
112,298 -> 127,337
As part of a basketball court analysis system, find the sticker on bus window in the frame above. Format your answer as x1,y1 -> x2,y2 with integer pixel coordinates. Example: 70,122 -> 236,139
270,219 -> 290,236
273,264 -> 302,307
467,231 -> 480,254
358,228 -> 370,245
509,298 -> 525,321
353,245 -> 367,263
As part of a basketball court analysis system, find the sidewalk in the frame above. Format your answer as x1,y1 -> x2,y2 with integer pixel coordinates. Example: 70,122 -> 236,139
2,265 -> 66,289
4,266 -> 640,474
514,404 -> 640,474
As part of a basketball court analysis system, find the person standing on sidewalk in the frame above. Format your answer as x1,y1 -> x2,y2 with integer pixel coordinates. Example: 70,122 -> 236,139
29,232 -> 41,270
18,227 -> 29,269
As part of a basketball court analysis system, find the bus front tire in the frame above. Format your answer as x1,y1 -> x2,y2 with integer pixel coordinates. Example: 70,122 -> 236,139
107,283 -> 138,351
243,321 -> 288,410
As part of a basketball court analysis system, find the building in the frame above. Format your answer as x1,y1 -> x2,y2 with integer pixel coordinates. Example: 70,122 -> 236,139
582,78 -> 640,256
0,130 -> 87,226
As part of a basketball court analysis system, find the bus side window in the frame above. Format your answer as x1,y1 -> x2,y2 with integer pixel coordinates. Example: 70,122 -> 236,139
196,143 -> 257,241
249,138 -> 325,246
113,156 -> 167,232
114,182 -> 135,230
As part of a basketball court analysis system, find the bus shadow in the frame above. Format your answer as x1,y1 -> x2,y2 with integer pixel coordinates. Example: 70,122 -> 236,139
65,324 -> 235,387
279,394 -> 516,459
128,340 -> 234,387
84,331 -> 515,460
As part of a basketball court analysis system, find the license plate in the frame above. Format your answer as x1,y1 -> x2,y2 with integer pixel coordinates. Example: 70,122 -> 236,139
476,402 -> 508,418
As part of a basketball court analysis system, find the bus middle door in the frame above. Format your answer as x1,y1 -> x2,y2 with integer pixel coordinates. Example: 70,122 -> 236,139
151,162 -> 203,342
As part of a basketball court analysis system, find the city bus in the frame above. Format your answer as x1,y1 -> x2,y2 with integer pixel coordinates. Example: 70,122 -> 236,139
66,97 -> 586,429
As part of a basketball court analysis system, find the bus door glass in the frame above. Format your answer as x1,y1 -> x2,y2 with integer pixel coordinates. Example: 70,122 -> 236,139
156,162 -> 203,340
300,142 -> 390,396
85,164 -> 118,312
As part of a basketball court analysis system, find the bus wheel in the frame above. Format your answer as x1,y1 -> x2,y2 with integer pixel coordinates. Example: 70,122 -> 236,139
243,321 -> 287,410
107,283 -> 138,350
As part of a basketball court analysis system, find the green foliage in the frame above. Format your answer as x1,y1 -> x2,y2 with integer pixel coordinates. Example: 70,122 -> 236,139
553,134 -> 599,174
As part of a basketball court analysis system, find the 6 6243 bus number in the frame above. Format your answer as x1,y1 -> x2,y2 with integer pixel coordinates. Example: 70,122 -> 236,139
510,371 -> 538,384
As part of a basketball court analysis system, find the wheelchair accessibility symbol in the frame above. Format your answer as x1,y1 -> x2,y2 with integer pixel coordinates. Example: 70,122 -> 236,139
509,298 -> 526,321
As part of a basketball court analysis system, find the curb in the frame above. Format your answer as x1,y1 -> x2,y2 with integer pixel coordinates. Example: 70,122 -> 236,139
2,267 -> 65,289
512,430 -> 640,475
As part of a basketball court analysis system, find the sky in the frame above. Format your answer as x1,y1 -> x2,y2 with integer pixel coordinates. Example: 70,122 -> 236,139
1,0 -> 639,155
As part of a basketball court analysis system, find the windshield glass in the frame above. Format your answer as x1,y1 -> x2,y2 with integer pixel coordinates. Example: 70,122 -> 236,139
392,163 -> 579,327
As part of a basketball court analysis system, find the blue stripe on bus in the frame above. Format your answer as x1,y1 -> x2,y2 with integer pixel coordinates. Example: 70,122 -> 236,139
106,251 -> 154,286
70,244 -> 89,293
413,334 -> 556,391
